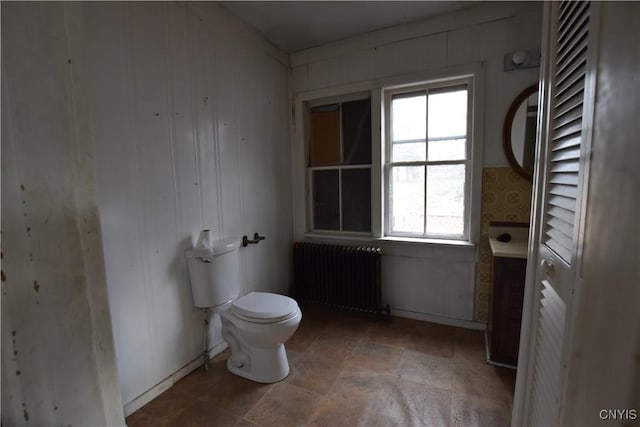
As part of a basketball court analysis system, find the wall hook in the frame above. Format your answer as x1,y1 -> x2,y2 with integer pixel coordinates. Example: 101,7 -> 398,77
242,233 -> 266,247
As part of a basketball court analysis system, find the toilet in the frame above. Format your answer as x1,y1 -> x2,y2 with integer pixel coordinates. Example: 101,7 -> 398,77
185,233 -> 301,383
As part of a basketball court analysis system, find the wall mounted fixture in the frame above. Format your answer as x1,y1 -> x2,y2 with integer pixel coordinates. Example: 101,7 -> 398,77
242,233 -> 266,247
504,48 -> 541,71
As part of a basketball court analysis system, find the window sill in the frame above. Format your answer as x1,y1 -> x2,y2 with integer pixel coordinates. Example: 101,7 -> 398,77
302,232 -> 477,262
380,236 -> 474,247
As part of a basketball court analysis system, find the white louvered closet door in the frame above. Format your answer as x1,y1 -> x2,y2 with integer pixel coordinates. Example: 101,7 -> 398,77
527,1 -> 597,426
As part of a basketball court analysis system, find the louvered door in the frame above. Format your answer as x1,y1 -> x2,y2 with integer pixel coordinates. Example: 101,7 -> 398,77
525,1 -> 596,426
542,0 -> 591,271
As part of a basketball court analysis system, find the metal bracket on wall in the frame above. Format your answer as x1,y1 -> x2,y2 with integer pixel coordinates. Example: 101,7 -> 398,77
242,233 -> 266,247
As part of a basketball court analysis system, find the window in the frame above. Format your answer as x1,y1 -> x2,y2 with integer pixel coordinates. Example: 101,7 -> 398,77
308,97 -> 372,233
300,72 -> 479,244
384,78 -> 472,240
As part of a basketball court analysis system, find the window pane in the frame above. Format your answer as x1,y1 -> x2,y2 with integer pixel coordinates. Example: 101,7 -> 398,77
393,141 -> 426,162
390,166 -> 425,233
342,168 -> 371,232
310,104 -> 341,166
313,170 -> 340,230
428,138 -> 466,161
342,99 -> 372,165
392,94 -> 426,141
428,89 -> 467,139
426,164 -> 465,235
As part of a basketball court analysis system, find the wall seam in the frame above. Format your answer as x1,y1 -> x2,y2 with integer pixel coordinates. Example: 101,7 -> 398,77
123,2 -> 159,390
162,3 -> 183,263
185,6 -> 206,230
209,8 -> 225,237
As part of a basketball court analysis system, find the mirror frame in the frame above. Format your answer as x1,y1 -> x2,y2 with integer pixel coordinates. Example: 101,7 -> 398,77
502,84 -> 538,181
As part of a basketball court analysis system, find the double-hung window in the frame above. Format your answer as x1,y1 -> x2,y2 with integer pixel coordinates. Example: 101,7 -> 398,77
384,78 -> 472,240
307,96 -> 372,234
302,73 -> 477,243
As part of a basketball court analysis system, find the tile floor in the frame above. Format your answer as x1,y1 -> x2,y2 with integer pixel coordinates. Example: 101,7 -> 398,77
126,306 -> 516,427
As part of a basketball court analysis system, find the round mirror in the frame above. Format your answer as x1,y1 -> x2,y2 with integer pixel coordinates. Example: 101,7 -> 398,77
503,84 -> 538,181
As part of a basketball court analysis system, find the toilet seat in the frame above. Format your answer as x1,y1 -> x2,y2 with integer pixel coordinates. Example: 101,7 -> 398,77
231,292 -> 298,324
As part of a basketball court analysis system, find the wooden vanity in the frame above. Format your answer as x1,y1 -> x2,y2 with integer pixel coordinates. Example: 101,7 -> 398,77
486,223 -> 528,368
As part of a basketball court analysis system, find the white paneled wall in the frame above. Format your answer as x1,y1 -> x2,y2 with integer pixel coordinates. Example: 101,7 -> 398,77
291,2 -> 542,325
84,2 -> 291,409
1,3 -> 124,425
382,256 -> 476,321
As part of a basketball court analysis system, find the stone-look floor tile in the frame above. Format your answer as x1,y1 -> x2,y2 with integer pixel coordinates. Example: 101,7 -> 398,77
314,394 -> 435,427
308,371 -> 387,427
135,385 -> 195,426
304,331 -> 361,362
344,341 -> 404,374
406,322 -> 456,359
320,370 -> 390,417
396,350 -> 454,390
328,370 -> 389,401
166,400 -> 257,427
311,373 -> 451,427
287,319 -> 322,353
178,364 -> 227,399
454,327 -> 487,366
285,348 -> 303,361
363,317 -> 414,349
196,368 -> 273,417
368,377 -> 452,427
126,307 -> 517,427
244,382 -> 324,427
285,353 -> 344,394
453,361 -> 516,407
451,393 -> 512,427
288,305 -> 332,352
321,309 -> 372,337
308,394 -> 370,427
125,409 -> 157,427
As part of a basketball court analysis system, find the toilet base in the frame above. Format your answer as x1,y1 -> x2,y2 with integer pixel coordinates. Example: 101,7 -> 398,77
226,344 -> 290,383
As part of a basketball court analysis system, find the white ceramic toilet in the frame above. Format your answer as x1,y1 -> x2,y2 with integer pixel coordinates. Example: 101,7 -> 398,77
185,232 -> 301,383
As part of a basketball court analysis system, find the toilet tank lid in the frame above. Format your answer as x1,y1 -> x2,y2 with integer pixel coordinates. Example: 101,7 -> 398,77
232,292 -> 298,320
210,238 -> 241,255
185,238 -> 241,258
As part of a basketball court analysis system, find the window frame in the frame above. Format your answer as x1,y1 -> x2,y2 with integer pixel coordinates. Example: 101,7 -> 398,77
383,77 -> 474,241
292,64 -> 483,248
305,92 -> 374,236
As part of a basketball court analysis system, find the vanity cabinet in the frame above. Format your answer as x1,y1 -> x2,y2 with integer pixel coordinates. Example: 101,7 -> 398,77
486,256 -> 527,367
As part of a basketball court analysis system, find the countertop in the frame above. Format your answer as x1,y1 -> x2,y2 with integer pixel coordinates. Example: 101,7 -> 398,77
489,237 -> 528,259
488,222 -> 529,259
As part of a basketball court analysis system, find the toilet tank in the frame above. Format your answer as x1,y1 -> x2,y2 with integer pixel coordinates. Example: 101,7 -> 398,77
185,238 -> 241,308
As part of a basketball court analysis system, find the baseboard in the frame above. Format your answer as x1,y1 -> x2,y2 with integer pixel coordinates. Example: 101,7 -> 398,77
123,341 -> 229,418
391,308 -> 486,330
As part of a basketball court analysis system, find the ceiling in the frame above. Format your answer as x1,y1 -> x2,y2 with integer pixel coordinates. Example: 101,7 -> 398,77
219,1 -> 476,53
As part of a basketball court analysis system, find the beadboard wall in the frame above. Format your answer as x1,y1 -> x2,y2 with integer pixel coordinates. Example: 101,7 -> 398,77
1,3 -> 124,424
85,2 -> 291,410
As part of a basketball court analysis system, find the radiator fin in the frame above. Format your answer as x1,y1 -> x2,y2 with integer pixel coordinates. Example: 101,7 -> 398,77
291,242 -> 389,318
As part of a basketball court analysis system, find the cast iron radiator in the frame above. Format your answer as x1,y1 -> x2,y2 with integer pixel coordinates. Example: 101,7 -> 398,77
291,242 -> 390,318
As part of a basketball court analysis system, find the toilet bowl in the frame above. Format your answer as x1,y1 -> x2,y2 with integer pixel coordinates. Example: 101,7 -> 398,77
217,292 -> 302,383
185,233 -> 301,383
